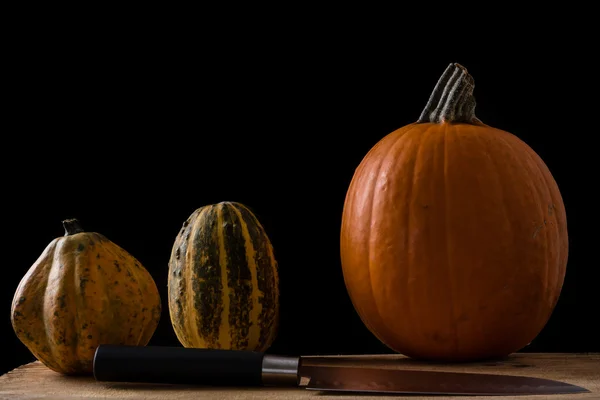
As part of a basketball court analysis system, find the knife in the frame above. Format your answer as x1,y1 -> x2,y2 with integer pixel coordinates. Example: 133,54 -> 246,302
93,345 -> 589,396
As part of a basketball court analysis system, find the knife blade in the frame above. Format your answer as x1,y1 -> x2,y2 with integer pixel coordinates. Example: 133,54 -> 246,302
92,345 -> 589,396
301,364 -> 587,395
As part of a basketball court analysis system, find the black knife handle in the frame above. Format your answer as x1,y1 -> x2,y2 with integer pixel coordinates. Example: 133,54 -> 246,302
93,344 -> 265,386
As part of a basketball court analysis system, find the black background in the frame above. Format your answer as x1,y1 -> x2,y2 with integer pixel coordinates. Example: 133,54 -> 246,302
3,15 -> 598,376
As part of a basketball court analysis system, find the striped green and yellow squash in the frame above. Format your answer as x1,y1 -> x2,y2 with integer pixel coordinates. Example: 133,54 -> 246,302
168,201 -> 279,352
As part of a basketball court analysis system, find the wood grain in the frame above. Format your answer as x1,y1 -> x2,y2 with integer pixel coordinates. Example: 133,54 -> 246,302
1,353 -> 598,399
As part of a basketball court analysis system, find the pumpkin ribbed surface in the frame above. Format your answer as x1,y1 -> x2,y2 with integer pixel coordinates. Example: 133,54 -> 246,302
168,201 -> 279,352
340,63 -> 568,361
11,220 -> 162,375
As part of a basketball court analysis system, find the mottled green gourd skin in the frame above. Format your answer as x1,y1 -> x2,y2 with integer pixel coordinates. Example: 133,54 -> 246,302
168,201 -> 279,352
11,219 -> 162,375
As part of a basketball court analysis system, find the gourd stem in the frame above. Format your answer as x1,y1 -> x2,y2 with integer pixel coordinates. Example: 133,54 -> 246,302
63,218 -> 84,236
417,63 -> 482,124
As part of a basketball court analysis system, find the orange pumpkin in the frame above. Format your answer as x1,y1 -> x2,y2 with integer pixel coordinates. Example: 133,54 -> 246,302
340,63 -> 568,361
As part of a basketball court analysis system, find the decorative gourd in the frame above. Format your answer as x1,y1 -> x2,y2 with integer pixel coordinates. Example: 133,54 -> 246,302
11,219 -> 162,375
340,63 -> 568,361
168,201 -> 279,352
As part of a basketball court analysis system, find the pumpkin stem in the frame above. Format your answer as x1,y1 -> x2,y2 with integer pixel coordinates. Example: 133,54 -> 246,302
417,62 -> 483,124
63,218 -> 84,236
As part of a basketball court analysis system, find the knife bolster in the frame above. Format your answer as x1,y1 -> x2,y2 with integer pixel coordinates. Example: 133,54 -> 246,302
261,355 -> 300,386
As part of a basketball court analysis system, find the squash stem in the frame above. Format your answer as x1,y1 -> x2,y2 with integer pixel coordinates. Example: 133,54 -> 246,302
417,63 -> 482,124
63,218 -> 84,236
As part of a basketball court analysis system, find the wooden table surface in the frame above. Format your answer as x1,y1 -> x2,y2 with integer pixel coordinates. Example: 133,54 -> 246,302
1,353 -> 598,399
